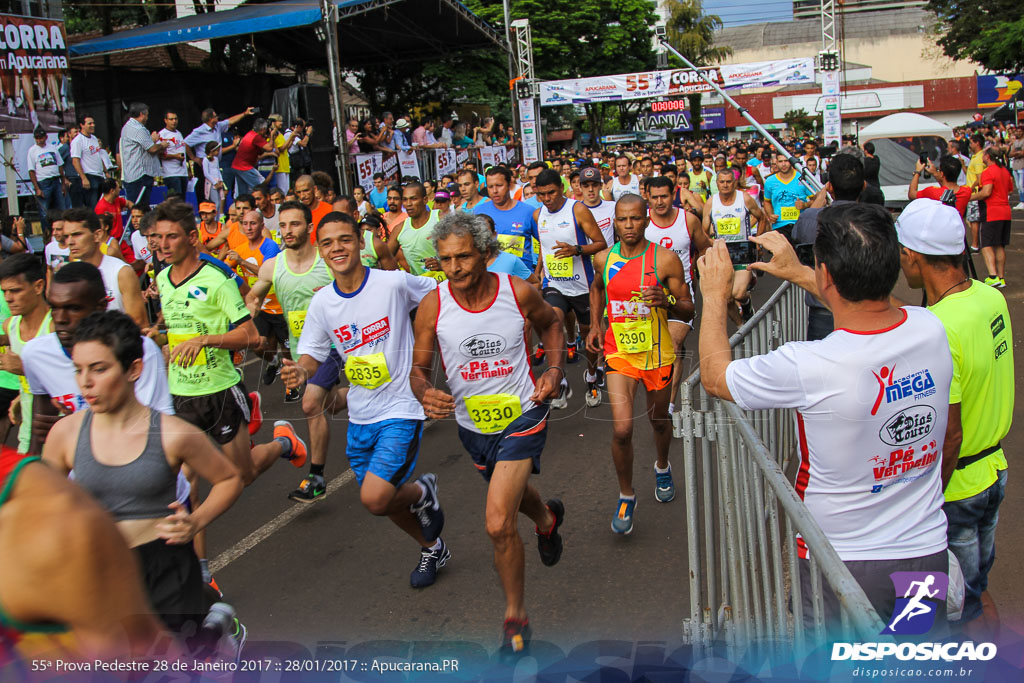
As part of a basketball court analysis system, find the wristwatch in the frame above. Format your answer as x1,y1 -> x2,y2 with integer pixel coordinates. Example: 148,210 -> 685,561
575,244 -> 583,257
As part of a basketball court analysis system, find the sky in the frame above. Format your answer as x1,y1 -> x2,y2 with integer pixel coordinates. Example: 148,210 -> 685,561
703,0 -> 794,28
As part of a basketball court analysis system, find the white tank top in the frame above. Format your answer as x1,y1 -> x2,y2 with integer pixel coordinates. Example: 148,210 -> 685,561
646,208 -> 693,284
97,254 -> 129,312
611,174 -> 641,201
583,199 -> 616,246
710,192 -> 753,242
537,198 -> 592,297
436,274 -> 536,434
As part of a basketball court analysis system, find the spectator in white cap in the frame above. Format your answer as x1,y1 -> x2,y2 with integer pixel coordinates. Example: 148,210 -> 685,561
895,197 -> 1015,640
392,118 -> 411,152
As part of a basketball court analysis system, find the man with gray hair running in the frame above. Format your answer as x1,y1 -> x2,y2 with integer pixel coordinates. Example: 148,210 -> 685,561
410,211 -> 567,658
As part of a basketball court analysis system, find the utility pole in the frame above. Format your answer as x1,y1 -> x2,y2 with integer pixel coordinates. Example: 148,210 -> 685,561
321,0 -> 350,193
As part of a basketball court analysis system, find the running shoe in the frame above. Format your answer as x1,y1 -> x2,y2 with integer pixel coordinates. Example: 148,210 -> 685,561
584,369 -> 600,407
411,473 -> 444,543
288,474 -> 326,503
1015,202 -> 1024,211
233,350 -> 244,366
567,339 -> 579,364
227,618 -> 247,665
984,276 -> 1001,287
273,420 -> 308,468
247,391 -> 262,436
595,365 -> 607,388
409,539 -> 450,588
654,464 -> 676,503
550,379 -> 572,410
531,343 -> 546,367
611,496 -> 637,535
262,357 -> 280,386
206,576 -> 223,601
535,499 -> 565,567
284,387 -> 301,403
997,278 -> 1007,289
500,618 -> 532,658
738,297 -> 754,322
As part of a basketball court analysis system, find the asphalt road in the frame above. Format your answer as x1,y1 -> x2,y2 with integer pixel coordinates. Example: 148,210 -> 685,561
26,215 -> 1024,673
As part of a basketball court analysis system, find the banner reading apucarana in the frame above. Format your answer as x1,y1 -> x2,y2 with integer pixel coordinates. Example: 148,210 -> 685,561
0,13 -> 75,134
539,58 -> 815,106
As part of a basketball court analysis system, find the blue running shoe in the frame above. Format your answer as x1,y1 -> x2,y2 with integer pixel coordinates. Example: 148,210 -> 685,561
654,464 -> 675,503
410,539 -> 450,588
611,496 -> 636,534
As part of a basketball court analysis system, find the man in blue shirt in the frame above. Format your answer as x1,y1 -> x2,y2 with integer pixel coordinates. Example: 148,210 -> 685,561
473,166 -> 539,273
368,173 -> 388,210
184,106 -> 254,204
763,151 -> 815,241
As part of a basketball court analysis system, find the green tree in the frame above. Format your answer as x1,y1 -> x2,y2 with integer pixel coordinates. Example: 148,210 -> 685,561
782,108 -> 814,135
664,0 -> 731,136
926,0 -> 1024,74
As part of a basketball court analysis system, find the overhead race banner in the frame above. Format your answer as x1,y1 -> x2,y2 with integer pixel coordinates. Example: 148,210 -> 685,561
539,58 -> 815,106
977,73 -> 1022,109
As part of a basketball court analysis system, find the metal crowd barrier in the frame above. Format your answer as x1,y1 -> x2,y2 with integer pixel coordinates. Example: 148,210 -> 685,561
350,146 -> 521,190
676,281 -> 887,659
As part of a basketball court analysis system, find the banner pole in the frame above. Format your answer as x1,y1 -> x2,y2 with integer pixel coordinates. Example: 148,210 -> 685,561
657,37 -> 825,196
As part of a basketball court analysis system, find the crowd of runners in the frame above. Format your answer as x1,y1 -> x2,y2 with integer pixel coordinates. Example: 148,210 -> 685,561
0,105 -> 1017,669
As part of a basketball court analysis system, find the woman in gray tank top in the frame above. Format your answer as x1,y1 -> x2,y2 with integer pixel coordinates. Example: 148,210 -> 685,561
42,311 -> 243,633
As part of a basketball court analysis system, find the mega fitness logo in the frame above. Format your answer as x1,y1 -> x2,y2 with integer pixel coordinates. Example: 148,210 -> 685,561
870,364 -> 936,416
833,571 -> 997,663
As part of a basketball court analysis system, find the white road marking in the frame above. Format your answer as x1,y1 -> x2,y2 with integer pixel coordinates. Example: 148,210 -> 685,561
209,418 -> 437,573
210,469 -> 355,573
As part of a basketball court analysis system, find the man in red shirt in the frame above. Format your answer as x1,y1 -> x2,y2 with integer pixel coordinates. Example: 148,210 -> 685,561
94,177 -> 128,239
231,118 -> 273,196
909,156 -> 971,218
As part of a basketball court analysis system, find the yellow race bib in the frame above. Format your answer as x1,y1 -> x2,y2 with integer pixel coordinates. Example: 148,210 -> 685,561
464,393 -> 523,434
167,332 -> 208,366
344,352 -> 391,390
422,270 -> 447,283
545,254 -> 574,279
497,234 -> 525,258
780,206 -> 800,221
287,310 -> 307,339
611,319 -> 653,354
717,216 -> 741,236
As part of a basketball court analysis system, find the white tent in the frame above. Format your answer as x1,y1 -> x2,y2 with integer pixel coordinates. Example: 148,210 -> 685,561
859,113 -> 953,141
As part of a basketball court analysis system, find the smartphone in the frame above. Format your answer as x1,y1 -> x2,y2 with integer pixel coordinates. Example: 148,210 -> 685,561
252,106 -> 261,114
726,241 -> 759,268
795,243 -> 816,268
919,153 -> 929,164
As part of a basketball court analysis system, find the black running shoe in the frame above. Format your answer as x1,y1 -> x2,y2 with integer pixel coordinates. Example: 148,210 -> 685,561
410,473 -> 444,543
262,358 -> 279,386
284,387 -> 301,403
500,618 -> 532,658
536,499 -> 565,567
288,474 -> 326,503
409,539 -> 450,588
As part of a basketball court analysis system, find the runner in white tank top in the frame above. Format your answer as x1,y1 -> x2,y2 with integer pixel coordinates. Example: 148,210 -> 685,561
604,155 -> 641,202
280,212 -> 450,590
701,169 -> 767,326
579,167 -> 616,246
531,169 -> 607,401
410,210 -> 568,657
643,175 -> 714,416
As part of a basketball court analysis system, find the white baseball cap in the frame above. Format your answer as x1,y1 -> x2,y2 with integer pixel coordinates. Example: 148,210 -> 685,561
895,198 -> 965,256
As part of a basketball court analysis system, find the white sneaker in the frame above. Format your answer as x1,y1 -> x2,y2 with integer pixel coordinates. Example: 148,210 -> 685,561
550,379 -> 572,410
29,110 -> 38,128
1014,202 -> 1024,210
5,98 -> 13,116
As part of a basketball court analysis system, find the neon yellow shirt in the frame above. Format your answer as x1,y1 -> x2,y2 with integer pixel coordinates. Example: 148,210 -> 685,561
929,281 -> 1014,501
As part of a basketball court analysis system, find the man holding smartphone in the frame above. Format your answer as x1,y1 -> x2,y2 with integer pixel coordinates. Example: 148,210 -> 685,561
702,168 -> 765,324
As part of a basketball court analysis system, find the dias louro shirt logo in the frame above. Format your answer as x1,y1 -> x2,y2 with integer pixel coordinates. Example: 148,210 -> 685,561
832,571 -> 997,663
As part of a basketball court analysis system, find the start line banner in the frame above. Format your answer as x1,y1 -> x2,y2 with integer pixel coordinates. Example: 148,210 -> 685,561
539,58 -> 815,106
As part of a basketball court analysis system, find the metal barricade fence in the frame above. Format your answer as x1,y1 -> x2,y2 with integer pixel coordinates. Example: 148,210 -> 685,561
675,280 -> 887,659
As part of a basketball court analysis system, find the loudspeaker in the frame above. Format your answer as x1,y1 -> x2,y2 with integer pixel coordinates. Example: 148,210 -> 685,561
271,84 -> 337,185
